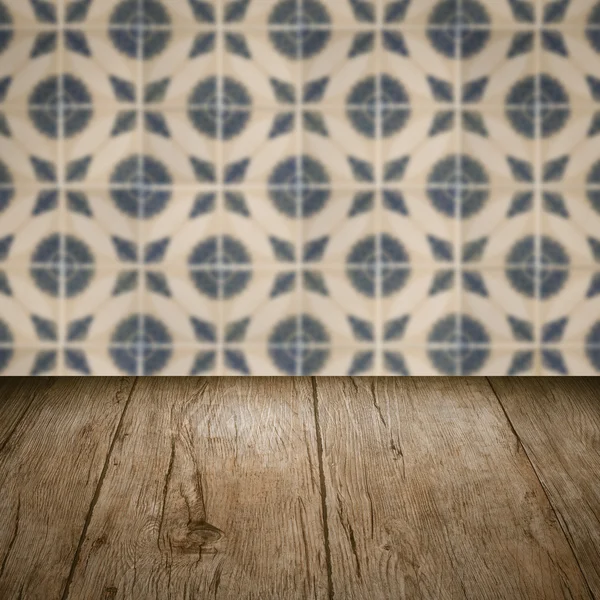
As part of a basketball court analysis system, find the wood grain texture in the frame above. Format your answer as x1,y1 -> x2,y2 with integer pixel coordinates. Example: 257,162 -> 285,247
0,378 -> 50,450
314,377 -> 592,600
490,377 -> 600,598
64,377 -> 328,600
0,377 -> 135,600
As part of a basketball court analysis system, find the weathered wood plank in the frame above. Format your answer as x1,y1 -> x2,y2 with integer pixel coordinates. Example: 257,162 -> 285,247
64,377 -> 328,600
314,377 -> 592,600
490,377 -> 600,598
0,377 -> 135,600
0,378 -> 51,450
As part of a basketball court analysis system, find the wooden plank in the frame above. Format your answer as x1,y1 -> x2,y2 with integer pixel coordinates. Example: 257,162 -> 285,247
0,377 -> 135,600
490,377 -> 600,598
314,377 -> 592,600
0,378 -> 51,450
64,377 -> 328,600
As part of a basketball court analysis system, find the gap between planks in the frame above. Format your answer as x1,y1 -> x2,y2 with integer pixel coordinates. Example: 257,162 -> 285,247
488,377 -> 600,600
61,377 -> 139,600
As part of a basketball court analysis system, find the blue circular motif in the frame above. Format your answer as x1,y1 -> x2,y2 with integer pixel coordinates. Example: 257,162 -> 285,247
427,0 -> 490,58
347,234 -> 411,298
506,75 -> 570,139
189,236 -> 252,299
0,159 -> 14,213
587,160 -> 600,214
109,0 -> 171,59
269,0 -> 331,60
110,314 -> 172,375
0,318 -> 13,374
29,75 -> 93,139
505,236 -> 570,299
347,75 -> 410,138
0,1 -> 13,55
30,234 -> 94,297
269,314 -> 330,375
586,321 -> 600,372
428,314 -> 490,375
110,155 -> 172,219
586,4 -> 600,53
188,76 -> 252,140
269,155 -> 330,218
427,155 -> 489,218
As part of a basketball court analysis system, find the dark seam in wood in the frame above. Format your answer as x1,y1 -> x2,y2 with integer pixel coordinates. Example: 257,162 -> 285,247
304,424 -> 317,494
297,497 -> 313,587
335,493 -> 361,581
158,436 -> 176,550
211,562 -> 223,599
363,474 -> 374,540
60,376 -> 139,600
311,377 -> 334,600
0,495 -> 20,580
194,465 -> 207,524
369,380 -> 387,428
486,377 -> 597,600
348,377 -> 360,393
0,387 -> 42,455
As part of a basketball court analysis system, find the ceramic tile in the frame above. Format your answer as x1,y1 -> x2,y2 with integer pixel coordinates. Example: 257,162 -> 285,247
2,0 -> 60,29
1,348 -> 62,376
460,29 -> 538,107
461,268 -> 538,345
0,267 -> 62,346
537,267 -> 600,373
0,0 -> 599,375
380,29 -> 457,105
541,191 -> 600,266
541,0 -> 600,28
540,29 -> 600,106
461,188 -> 537,267
539,107 -> 600,184
379,267 -> 460,348
0,108 -> 59,186
300,267 -> 378,348
382,0 -> 536,28
0,31 -> 60,109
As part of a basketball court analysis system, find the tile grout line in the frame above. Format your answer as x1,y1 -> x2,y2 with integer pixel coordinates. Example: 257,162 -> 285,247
374,0 -> 383,375
57,2 -> 65,375
18,260 -> 578,270
295,0 -> 303,377
5,181 -> 597,191
534,0 -> 542,375
60,376 -> 138,600
9,23 -> 597,32
485,376 -> 597,600
4,341 -> 583,350
454,0 -> 464,376
135,0 -> 145,376
216,0 -> 225,375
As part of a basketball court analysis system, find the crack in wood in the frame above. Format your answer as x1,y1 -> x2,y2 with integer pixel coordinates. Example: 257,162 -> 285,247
335,493 -> 361,581
311,377 -> 335,600
370,380 -> 387,428
297,497 -> 312,584
486,377 -> 597,600
60,377 -> 138,600
159,436 -> 177,552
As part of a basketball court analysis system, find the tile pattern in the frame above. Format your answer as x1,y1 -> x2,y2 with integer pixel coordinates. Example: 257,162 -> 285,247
0,0 -> 599,375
